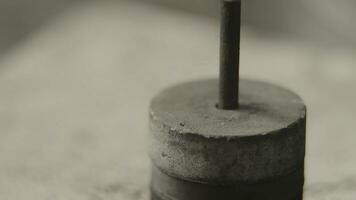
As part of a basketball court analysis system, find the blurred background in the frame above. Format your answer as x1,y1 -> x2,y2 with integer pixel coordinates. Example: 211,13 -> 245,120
0,0 -> 355,199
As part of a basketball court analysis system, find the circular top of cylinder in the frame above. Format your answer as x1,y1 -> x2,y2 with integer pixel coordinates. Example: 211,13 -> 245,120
150,79 -> 305,138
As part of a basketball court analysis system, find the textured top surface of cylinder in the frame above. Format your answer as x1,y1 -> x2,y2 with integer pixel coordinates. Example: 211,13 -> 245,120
151,79 -> 305,138
149,79 -> 306,183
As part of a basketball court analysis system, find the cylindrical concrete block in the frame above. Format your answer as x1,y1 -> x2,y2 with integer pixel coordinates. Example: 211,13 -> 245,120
149,79 -> 306,200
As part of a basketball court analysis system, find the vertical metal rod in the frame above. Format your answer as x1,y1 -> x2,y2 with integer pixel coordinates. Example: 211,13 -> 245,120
219,0 -> 241,110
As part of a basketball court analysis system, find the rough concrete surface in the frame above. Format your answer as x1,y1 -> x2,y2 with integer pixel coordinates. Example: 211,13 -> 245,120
150,79 -> 305,137
150,79 -> 306,183
0,1 -> 355,199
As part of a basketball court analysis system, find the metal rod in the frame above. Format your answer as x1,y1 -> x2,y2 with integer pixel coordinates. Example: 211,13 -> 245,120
219,0 -> 241,110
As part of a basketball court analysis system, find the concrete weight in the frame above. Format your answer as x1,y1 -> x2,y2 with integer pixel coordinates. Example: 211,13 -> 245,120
149,79 -> 306,200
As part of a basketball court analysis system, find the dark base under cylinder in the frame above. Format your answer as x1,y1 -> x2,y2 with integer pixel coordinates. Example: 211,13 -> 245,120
151,191 -> 303,200
150,166 -> 304,200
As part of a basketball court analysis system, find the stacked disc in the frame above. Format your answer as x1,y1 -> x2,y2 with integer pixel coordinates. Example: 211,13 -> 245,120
149,79 -> 306,200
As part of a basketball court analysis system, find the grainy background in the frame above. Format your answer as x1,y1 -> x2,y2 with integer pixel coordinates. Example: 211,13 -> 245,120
0,0 -> 355,199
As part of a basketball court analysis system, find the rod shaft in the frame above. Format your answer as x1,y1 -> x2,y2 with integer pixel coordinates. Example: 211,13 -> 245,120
219,0 -> 241,110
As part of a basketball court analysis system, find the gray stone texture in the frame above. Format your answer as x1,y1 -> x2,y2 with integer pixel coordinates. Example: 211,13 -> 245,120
149,79 -> 306,183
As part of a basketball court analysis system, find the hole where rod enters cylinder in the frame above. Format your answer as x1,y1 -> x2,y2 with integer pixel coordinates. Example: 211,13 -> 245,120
219,0 -> 241,110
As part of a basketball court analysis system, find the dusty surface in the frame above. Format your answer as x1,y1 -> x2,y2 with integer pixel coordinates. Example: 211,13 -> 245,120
150,79 -> 305,137
0,1 -> 355,199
